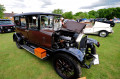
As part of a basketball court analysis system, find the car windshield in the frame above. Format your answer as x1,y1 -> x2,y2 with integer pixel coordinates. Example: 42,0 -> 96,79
54,16 -> 61,30
0,20 -> 14,25
40,15 -> 61,30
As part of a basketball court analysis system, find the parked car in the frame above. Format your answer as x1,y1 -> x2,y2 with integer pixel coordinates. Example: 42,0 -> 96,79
77,18 -> 91,23
64,19 -> 76,23
83,21 -> 114,37
0,19 -> 15,33
112,18 -> 120,23
13,12 -> 100,79
94,18 -> 115,27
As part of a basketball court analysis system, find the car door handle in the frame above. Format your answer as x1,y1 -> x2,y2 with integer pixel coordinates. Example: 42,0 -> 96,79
25,30 -> 29,32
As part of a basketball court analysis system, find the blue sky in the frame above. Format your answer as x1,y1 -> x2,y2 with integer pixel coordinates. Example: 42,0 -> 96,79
0,0 -> 120,14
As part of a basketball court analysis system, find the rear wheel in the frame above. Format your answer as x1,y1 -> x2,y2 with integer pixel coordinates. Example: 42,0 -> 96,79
14,35 -> 24,49
0,29 -> 3,33
16,42 -> 22,49
53,53 -> 81,79
99,31 -> 108,37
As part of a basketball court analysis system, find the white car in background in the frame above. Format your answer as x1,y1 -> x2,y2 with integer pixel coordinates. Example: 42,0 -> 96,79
83,21 -> 114,37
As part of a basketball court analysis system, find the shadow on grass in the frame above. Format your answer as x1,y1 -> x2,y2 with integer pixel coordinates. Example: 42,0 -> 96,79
85,34 -> 98,36
21,49 -> 54,67
0,32 -> 15,34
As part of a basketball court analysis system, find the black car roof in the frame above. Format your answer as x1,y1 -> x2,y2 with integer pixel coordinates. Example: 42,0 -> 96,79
0,19 -> 11,21
14,12 -> 62,16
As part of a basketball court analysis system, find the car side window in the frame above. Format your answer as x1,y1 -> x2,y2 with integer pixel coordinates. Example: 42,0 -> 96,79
20,16 -> 27,29
27,16 -> 38,30
40,15 -> 53,30
14,17 -> 20,26
54,16 -> 61,30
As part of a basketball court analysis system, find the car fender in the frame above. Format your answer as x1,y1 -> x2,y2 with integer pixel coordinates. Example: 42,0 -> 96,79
105,27 -> 113,33
54,48 -> 85,63
87,38 -> 100,47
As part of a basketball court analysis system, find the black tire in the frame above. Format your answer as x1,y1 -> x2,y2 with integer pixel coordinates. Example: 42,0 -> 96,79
86,44 -> 96,59
16,42 -> 22,49
0,29 -> 2,33
53,53 -> 81,79
14,34 -> 24,49
99,31 -> 108,37
110,24 -> 114,27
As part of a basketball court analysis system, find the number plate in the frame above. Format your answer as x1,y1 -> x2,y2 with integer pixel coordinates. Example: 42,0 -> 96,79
93,54 -> 99,65
8,29 -> 11,31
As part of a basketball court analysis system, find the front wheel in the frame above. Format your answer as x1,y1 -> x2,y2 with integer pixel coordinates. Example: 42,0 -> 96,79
53,53 -> 81,79
99,31 -> 108,37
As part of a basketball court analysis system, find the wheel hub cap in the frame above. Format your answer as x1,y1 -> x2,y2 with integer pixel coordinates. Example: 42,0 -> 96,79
100,32 -> 106,37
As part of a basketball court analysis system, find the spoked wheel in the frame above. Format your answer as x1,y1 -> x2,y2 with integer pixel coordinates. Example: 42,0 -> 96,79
56,58 -> 75,78
53,53 -> 81,79
86,44 -> 96,59
99,31 -> 108,37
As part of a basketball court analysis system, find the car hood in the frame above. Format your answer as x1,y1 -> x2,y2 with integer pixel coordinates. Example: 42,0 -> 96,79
62,21 -> 86,33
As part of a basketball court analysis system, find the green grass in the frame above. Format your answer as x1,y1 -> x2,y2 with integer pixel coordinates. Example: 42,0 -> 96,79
0,23 -> 120,79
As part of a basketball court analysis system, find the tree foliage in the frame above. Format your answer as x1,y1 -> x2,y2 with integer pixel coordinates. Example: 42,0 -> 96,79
97,7 -> 120,19
0,4 -> 5,18
62,11 -> 73,19
74,12 -> 89,19
52,7 -> 120,20
88,10 -> 99,18
52,9 -> 63,14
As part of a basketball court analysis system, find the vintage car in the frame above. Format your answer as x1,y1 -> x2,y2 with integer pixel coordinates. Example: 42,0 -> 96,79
94,18 -> 115,27
83,21 -> 114,37
0,19 -> 15,33
13,12 -> 100,79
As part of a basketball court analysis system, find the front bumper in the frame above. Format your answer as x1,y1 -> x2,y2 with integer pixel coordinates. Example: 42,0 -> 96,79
81,54 -> 99,69
0,27 -> 15,33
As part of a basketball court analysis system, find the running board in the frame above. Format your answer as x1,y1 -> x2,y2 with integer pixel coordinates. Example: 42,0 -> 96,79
20,45 -> 49,59
21,45 -> 35,54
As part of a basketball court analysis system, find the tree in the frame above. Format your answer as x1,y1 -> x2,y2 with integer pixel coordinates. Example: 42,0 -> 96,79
52,9 -> 63,14
0,4 -> 5,18
74,12 -> 83,16
74,12 -> 83,19
74,12 -> 89,19
111,7 -> 120,19
62,11 -> 73,19
97,7 -> 120,19
88,10 -> 99,18
52,7 -> 120,20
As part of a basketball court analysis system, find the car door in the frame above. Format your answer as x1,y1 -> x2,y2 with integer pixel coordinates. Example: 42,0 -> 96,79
39,15 -> 54,48
26,15 -> 41,45
84,28 -> 93,33
26,15 -> 53,49
15,16 -> 29,40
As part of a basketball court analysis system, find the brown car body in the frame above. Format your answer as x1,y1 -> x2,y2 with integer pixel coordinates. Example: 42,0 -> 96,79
13,12 -> 86,49
13,12 -> 99,79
